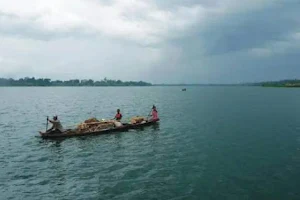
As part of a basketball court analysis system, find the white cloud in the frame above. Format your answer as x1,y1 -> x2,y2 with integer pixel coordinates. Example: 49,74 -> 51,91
291,31 -> 300,41
0,0 -> 279,45
251,48 -> 271,57
0,0 -> 204,44
0,35 -> 164,80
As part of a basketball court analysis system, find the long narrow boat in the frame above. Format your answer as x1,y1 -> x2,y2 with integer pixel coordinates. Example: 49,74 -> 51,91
39,118 -> 159,139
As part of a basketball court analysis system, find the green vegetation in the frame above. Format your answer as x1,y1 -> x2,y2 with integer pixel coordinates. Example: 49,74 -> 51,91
1,77 -> 299,87
260,79 -> 300,87
0,77 -> 152,87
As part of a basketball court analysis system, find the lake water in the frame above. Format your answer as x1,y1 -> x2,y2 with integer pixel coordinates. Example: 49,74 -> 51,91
1,86 -> 300,200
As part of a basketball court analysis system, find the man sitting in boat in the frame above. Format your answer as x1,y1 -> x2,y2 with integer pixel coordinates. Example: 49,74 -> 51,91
47,116 -> 64,134
114,109 -> 122,121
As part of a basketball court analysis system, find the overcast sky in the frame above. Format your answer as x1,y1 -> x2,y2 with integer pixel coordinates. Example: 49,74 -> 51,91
0,0 -> 299,83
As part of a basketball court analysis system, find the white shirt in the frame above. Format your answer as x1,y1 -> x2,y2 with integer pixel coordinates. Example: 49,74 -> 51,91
52,119 -> 64,132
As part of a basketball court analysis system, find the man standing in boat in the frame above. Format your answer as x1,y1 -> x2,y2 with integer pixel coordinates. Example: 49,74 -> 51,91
114,109 -> 123,121
47,116 -> 64,134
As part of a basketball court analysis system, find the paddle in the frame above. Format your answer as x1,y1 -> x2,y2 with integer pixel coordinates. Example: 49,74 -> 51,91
46,116 -> 49,132
146,105 -> 154,121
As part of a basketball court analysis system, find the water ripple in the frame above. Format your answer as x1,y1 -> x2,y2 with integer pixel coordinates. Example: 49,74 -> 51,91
1,87 -> 300,199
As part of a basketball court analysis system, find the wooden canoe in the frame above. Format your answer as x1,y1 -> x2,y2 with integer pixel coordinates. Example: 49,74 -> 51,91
39,118 -> 159,139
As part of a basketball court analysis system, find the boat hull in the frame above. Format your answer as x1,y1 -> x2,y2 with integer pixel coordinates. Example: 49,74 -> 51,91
39,119 -> 159,139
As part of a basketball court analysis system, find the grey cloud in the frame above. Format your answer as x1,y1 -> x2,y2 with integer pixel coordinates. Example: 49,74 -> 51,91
209,2 -> 300,54
146,0 -> 300,83
175,1 -> 300,57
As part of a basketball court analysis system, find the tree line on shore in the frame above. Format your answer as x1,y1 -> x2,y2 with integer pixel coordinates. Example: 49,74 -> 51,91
0,77 -> 152,86
259,79 -> 300,87
1,77 -> 299,87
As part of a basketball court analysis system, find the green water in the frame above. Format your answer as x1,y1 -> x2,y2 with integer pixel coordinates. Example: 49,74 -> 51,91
1,87 -> 300,200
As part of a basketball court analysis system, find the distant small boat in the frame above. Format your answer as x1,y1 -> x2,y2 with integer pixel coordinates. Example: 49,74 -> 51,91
182,88 -> 187,91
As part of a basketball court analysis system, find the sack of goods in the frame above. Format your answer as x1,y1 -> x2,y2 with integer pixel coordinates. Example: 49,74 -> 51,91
114,121 -> 123,127
84,118 -> 99,123
76,118 -> 115,133
77,123 -> 88,130
131,116 -> 145,124
89,123 -> 114,132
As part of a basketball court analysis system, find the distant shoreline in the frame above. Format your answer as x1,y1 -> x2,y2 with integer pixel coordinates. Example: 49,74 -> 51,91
0,85 -> 298,88
0,77 -> 151,87
0,85 -> 153,87
260,80 -> 300,88
0,84 -> 257,87
262,85 -> 300,88
0,77 -> 299,87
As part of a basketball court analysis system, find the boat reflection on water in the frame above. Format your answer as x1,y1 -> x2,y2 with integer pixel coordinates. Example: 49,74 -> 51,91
133,122 -> 160,133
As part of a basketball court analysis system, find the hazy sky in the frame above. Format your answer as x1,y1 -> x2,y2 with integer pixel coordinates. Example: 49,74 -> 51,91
0,0 -> 299,83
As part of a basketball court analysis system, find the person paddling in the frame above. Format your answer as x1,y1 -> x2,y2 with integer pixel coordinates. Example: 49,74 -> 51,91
114,109 -> 123,121
151,105 -> 158,120
47,116 -> 64,134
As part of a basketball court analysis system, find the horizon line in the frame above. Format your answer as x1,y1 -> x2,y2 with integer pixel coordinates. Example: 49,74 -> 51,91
1,77 -> 300,85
